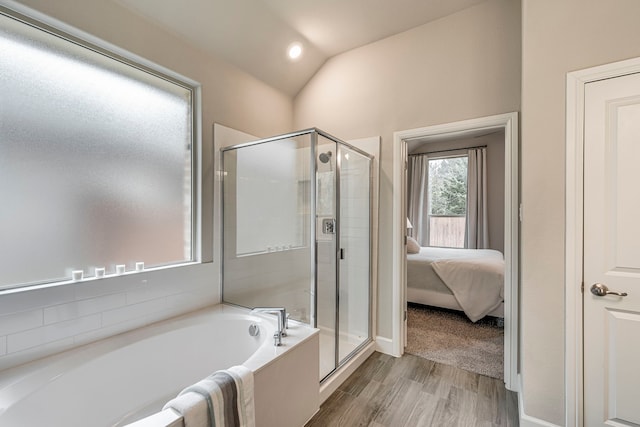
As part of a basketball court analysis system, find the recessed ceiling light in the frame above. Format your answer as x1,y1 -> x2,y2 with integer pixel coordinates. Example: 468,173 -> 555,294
287,42 -> 303,61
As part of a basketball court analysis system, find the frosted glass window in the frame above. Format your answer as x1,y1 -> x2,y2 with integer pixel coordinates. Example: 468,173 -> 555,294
0,12 -> 196,289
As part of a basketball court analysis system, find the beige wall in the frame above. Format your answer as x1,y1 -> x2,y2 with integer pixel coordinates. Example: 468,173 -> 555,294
10,0 -> 294,263
294,0 -> 520,339
521,0 -> 640,424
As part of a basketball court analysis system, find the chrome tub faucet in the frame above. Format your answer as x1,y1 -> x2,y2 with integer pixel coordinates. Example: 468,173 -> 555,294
250,307 -> 288,346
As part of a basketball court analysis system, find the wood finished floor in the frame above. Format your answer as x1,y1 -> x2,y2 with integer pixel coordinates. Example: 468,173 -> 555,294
305,352 -> 519,427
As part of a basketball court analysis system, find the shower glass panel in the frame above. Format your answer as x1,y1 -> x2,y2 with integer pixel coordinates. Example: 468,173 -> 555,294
221,128 -> 372,383
316,136 -> 337,380
222,134 -> 313,323
338,146 -> 371,362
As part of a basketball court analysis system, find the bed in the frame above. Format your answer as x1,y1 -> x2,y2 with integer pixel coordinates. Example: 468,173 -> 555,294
407,244 -> 505,322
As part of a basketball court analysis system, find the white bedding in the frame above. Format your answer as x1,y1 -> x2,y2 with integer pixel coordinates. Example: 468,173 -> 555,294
407,247 -> 504,322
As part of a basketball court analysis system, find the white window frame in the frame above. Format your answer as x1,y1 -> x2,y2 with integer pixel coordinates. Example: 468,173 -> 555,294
425,153 -> 469,248
0,3 -> 203,291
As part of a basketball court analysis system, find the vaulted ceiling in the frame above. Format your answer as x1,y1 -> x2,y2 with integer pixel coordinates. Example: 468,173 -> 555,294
114,0 -> 487,96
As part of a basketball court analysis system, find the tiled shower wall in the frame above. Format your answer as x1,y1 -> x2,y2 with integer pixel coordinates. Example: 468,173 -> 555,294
0,263 -> 217,371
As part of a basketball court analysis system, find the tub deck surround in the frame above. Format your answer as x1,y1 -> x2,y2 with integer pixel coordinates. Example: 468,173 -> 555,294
0,304 -> 320,427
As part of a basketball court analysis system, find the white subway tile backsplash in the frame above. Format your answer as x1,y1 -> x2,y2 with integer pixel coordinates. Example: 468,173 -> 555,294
0,309 -> 43,336
0,285 -> 75,315
165,292 -> 205,312
126,284 -> 179,305
102,297 -> 167,327
73,276 -> 138,300
0,262 -> 217,371
72,295 -> 209,348
7,314 -> 102,353
43,293 -> 126,325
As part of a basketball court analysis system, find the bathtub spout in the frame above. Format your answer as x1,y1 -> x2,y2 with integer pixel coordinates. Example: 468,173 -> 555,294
251,307 -> 287,344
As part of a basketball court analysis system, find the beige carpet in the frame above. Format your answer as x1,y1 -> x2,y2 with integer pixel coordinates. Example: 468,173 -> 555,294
406,303 -> 504,379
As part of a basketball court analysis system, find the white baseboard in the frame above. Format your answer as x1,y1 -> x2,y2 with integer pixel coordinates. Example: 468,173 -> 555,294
374,335 -> 397,356
518,375 -> 562,427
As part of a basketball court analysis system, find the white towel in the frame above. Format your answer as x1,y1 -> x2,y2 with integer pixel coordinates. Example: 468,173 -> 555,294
163,390 -> 209,427
163,365 -> 255,427
227,365 -> 255,427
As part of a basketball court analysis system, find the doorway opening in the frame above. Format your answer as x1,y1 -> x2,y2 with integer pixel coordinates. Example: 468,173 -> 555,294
391,112 -> 519,390
405,129 -> 506,380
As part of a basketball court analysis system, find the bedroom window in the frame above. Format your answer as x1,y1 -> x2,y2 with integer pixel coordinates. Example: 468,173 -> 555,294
0,9 -> 199,291
427,155 -> 468,248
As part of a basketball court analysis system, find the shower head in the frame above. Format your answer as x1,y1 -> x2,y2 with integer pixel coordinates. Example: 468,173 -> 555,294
319,151 -> 332,164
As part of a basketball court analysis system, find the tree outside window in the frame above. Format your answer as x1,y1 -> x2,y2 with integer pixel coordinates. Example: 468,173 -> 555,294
427,156 -> 468,247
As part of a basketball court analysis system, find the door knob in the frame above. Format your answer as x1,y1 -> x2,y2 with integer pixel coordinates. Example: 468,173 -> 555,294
590,283 -> 628,297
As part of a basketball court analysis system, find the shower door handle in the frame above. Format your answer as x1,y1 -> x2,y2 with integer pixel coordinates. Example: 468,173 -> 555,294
339,248 -> 345,260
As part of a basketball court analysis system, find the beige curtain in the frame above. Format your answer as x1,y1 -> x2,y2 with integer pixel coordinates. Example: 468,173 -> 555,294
407,155 -> 429,246
465,147 -> 489,248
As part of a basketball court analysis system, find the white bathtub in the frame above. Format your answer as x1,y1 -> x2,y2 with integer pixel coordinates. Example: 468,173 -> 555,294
0,304 -> 320,427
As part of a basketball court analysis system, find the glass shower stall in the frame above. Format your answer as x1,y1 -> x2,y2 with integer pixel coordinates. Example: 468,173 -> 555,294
221,128 -> 372,381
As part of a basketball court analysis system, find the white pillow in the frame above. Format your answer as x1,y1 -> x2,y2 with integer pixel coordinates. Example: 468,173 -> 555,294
407,236 -> 420,254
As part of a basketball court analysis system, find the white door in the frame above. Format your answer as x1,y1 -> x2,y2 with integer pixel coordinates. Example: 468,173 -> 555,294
584,72 -> 640,426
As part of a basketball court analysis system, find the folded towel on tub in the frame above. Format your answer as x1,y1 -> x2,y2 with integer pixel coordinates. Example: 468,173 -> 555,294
163,390 -> 209,427
227,365 -> 255,427
163,365 -> 255,427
